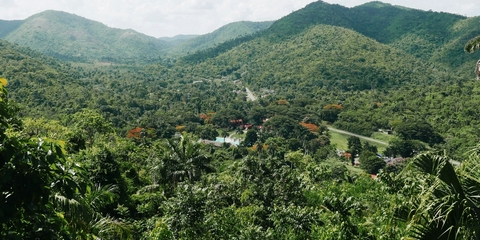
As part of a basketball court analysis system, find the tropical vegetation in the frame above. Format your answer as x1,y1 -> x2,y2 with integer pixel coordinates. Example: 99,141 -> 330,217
2,1 -> 480,239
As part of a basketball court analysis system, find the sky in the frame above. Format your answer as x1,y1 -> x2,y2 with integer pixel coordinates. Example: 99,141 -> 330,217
1,0 -> 478,38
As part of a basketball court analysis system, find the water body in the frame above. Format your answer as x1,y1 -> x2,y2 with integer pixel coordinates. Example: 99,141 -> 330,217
215,137 -> 240,146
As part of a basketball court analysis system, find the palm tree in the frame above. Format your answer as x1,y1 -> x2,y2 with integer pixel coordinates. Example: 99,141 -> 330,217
53,184 -> 133,239
160,133 -> 213,186
322,196 -> 364,238
396,151 -> 480,239
465,35 -> 480,80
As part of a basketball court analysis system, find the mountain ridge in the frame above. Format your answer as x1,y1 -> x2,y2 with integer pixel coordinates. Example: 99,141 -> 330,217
1,1 -> 480,78
182,1 -> 480,78
1,10 -> 169,62
0,10 -> 275,62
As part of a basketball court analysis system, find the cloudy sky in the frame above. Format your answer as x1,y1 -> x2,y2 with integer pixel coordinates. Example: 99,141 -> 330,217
1,0 -> 478,37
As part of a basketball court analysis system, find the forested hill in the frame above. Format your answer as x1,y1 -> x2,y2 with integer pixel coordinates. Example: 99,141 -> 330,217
0,39 -> 89,116
185,1 -> 480,78
167,21 -> 273,55
0,11 -> 272,62
0,10 -> 169,62
185,24 -> 448,92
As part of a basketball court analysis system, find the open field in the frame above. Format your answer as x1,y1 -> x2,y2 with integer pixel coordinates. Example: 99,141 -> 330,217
329,131 -> 388,153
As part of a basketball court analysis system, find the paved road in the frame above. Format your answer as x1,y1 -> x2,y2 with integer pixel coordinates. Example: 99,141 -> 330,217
245,87 -> 257,101
327,127 -> 389,146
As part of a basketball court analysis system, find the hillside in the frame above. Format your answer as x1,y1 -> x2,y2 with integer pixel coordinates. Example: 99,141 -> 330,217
184,1 -> 480,78
349,2 -> 479,70
0,39 -> 88,116
0,12 -> 273,62
0,38 -> 245,131
187,24 -> 445,92
1,10 -> 169,62
168,21 -> 273,55
220,1 -> 479,75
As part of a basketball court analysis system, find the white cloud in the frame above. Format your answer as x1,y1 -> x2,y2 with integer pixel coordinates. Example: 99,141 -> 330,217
0,0 -> 16,8
2,0 -> 479,37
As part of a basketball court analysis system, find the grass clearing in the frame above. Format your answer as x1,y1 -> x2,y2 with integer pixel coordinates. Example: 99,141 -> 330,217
330,131 -> 387,153
329,131 -> 349,150
323,158 -> 366,175
346,164 -> 366,174
371,132 -> 394,143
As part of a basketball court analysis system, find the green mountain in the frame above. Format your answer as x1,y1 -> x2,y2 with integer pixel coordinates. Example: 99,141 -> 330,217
183,0 -> 480,89
0,11 -> 273,62
168,21 -> 273,55
1,10 -> 169,62
188,24 -> 440,92
348,2 -> 479,72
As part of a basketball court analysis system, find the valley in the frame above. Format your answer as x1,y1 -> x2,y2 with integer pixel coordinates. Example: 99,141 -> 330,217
1,1 -> 480,239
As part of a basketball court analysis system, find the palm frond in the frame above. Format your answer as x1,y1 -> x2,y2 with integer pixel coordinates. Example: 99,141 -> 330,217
91,216 -> 133,240
405,152 -> 480,239
86,184 -> 118,213
413,153 -> 464,198
410,221 -> 455,240
53,192 -> 81,213
136,184 -> 161,194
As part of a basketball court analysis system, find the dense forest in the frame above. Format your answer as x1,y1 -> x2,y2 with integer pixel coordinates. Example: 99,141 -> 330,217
2,1 -> 480,239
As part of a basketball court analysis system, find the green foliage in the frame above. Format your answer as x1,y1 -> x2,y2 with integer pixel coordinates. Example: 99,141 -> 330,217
359,150 -> 386,174
79,147 -> 127,195
210,108 -> 243,128
0,83 -> 80,239
394,119 -> 443,146
163,184 -> 208,238
262,115 -> 315,141
348,136 -> 362,165
396,151 -> 480,239
243,128 -> 258,147
157,133 -> 214,186
384,138 -> 426,158
192,24 -> 434,92
3,2 -> 480,239
362,141 -> 378,154
71,109 -> 114,146
195,124 -> 218,140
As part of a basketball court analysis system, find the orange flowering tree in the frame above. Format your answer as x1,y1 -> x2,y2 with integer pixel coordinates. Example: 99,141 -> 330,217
126,127 -> 155,140
299,122 -> 319,133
